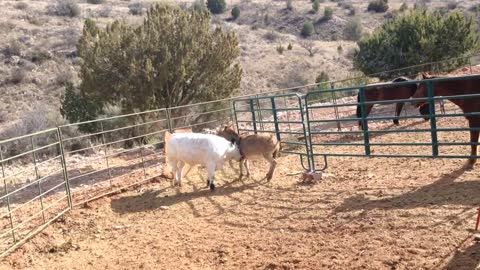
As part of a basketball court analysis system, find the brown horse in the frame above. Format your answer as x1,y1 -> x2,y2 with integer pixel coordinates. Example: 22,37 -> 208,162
412,73 -> 480,169
357,77 -> 430,130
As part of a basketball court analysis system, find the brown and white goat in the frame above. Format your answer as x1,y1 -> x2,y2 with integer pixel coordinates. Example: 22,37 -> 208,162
217,126 -> 281,181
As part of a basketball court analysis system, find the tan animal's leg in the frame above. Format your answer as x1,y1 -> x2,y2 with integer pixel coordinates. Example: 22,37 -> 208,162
264,154 -> 277,181
239,158 -> 245,178
245,160 -> 251,177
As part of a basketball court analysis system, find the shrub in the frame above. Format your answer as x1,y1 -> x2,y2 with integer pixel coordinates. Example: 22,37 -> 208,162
60,82 -> 101,133
324,7 -> 333,20
286,0 -> 293,11
315,71 -> 330,88
56,70 -> 74,85
348,7 -> 356,16
231,6 -> 240,19
14,2 -> 28,10
50,0 -> 80,17
98,5 -> 112,17
337,45 -> 343,54
447,1 -> 457,10
287,43 -> 293,50
11,68 -> 26,84
193,0 -> 206,11
207,0 -> 226,14
399,2 -> 408,12
0,111 -> 7,123
414,0 -> 427,10
299,40 -> 318,56
354,10 -> 478,79
276,44 -> 285,54
87,0 -> 106,4
343,17 -> 362,41
3,40 -> 23,57
301,21 -> 314,37
76,4 -> 241,119
367,0 -> 388,13
264,30 -> 279,42
128,2 -> 144,15
29,49 -> 52,63
312,0 -> 320,13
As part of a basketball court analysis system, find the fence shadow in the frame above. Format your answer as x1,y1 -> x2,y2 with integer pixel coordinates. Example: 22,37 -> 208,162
334,166 -> 476,213
435,237 -> 480,270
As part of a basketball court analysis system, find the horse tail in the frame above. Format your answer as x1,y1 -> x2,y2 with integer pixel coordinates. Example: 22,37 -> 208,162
356,93 -> 362,127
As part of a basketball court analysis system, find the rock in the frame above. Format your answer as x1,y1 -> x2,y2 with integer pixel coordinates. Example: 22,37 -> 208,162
160,206 -> 169,210
113,225 -> 125,230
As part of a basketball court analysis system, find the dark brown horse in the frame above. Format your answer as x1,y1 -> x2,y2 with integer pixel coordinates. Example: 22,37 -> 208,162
412,73 -> 480,169
357,77 -> 430,130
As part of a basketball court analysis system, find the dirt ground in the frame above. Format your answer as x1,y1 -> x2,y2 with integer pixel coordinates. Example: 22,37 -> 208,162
1,115 -> 480,269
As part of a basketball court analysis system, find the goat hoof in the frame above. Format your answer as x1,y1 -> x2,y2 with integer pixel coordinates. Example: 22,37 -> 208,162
393,120 -> 399,125
209,183 -> 215,191
206,179 -> 210,187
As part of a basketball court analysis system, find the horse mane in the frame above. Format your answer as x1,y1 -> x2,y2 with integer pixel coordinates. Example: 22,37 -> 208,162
392,76 -> 411,82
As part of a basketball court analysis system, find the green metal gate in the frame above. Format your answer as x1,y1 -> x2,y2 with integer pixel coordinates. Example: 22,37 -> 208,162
232,93 -> 313,171
233,75 -> 480,173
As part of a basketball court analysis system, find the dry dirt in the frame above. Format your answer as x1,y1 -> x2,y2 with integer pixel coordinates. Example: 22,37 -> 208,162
1,114 -> 480,269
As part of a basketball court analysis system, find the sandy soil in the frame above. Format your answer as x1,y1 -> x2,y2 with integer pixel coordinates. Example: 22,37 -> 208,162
1,114 -> 479,269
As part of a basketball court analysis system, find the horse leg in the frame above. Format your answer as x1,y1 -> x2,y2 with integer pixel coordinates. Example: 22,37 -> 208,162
466,127 -> 479,169
394,102 -> 404,125
358,105 -> 373,130
419,104 -> 430,121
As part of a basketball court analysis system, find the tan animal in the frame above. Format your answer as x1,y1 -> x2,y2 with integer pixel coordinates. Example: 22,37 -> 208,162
217,126 -> 281,180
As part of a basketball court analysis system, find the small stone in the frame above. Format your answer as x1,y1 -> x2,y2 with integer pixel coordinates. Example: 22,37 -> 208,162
160,206 -> 169,210
113,225 -> 124,230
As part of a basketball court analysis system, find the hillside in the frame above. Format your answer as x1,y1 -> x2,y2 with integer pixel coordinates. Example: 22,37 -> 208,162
1,0 -> 480,136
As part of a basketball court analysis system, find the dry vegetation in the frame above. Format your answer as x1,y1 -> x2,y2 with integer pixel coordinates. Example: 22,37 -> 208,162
1,0 -> 479,134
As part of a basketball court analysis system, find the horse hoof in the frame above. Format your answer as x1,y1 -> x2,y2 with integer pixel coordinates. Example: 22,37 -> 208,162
209,183 -> 215,191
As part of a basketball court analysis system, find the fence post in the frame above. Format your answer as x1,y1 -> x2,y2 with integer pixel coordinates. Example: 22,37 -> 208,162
166,108 -> 173,132
56,127 -> 72,209
249,99 -> 258,134
99,122 -> 112,183
359,87 -> 371,156
231,100 -> 240,133
256,94 -> 265,131
30,137 -> 45,223
270,97 -> 281,142
427,81 -> 439,157
330,82 -> 341,131
0,149 -> 16,243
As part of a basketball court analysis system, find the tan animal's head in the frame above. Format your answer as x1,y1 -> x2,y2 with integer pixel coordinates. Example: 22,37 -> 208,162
216,125 -> 240,144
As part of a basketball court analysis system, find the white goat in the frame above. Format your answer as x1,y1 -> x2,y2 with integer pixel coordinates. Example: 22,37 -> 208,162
165,132 -> 242,191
